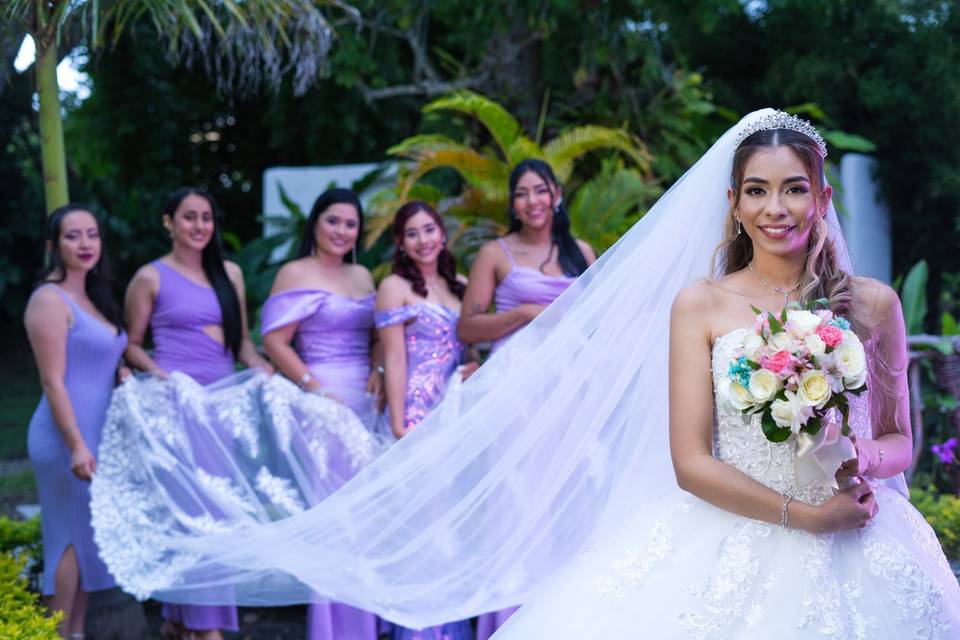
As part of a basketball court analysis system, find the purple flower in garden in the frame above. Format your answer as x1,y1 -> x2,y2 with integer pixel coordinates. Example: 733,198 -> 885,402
931,438 -> 958,464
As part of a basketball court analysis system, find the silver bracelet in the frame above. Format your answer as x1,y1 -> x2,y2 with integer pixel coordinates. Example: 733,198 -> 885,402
780,494 -> 794,529
297,372 -> 313,389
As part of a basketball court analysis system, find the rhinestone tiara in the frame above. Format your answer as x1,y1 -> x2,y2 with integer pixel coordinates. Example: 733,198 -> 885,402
733,110 -> 828,158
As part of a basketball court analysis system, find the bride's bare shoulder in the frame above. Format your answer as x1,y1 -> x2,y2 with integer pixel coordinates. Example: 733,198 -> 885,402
672,278 -> 725,317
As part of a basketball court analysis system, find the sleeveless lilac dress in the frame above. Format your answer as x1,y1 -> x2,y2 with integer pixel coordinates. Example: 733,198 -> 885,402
477,239 -> 575,639
150,260 -> 239,632
261,288 -> 380,640
489,238 -> 575,353
27,285 -> 127,596
375,303 -> 473,640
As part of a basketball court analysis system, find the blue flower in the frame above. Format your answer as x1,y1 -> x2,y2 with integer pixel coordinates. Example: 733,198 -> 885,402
830,316 -> 851,331
727,357 -> 752,387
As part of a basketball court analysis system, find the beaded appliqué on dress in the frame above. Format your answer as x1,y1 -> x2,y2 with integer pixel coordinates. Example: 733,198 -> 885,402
679,520 -> 774,639
797,534 -> 876,639
595,500 -> 692,601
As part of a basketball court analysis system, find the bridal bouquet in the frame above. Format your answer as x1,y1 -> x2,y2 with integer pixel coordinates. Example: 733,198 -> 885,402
721,301 -> 868,487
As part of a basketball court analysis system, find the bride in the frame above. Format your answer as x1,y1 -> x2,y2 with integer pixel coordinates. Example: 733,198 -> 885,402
92,110 -> 960,638
492,114 -> 960,638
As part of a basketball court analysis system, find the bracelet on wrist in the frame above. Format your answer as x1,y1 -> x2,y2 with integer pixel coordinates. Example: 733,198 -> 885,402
297,372 -> 313,389
780,493 -> 794,529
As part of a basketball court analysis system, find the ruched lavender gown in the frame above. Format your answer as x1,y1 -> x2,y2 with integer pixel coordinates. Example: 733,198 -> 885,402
489,238 -> 575,353
261,287 -> 380,640
478,239 -> 575,637
150,260 -> 239,632
28,285 -> 127,596
376,302 -> 473,640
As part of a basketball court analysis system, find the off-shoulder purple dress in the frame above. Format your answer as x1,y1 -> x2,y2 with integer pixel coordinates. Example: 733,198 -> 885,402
376,303 -> 473,640
150,260 -> 240,632
261,288 -> 380,640
478,239 -> 575,638
27,285 -> 127,596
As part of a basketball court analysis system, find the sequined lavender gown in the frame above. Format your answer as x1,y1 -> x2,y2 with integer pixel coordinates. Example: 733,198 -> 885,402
477,239 -> 575,637
150,260 -> 239,632
27,285 -> 127,596
261,288 -> 380,640
376,303 -> 473,640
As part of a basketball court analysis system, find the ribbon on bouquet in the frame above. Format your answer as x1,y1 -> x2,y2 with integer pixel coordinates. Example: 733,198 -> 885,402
795,415 -> 856,491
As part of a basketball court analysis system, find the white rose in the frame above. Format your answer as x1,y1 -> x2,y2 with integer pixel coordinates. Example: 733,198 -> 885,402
770,397 -> 799,430
770,331 -> 796,353
770,391 -> 814,434
748,369 -> 780,403
721,379 -> 756,412
786,310 -> 822,336
797,370 -> 831,408
742,333 -> 765,359
833,339 -> 867,389
804,334 -> 827,358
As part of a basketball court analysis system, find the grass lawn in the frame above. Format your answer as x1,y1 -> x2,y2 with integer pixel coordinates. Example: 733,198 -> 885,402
0,322 -> 40,460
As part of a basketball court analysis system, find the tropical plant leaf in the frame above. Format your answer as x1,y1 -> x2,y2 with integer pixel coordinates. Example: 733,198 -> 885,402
567,160 -> 660,253
899,260 -> 929,335
396,147 -> 509,202
543,126 -> 653,182
424,91 -> 525,161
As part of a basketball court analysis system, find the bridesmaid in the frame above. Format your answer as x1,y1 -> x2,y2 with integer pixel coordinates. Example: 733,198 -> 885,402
123,187 -> 270,640
456,159 -> 595,637
260,188 -> 383,640
376,201 -> 478,639
24,204 -> 127,638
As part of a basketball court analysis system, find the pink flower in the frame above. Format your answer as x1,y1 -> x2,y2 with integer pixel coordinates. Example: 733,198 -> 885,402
761,349 -> 793,375
816,324 -> 844,348
815,309 -> 833,322
753,313 -> 769,336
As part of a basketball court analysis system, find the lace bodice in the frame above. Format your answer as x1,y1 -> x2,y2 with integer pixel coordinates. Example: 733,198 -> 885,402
711,329 -> 871,506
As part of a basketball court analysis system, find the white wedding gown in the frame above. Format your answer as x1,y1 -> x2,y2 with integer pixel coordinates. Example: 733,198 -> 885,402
495,328 -> 960,639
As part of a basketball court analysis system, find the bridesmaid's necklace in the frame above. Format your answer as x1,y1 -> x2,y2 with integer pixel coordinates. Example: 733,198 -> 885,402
748,262 -> 801,307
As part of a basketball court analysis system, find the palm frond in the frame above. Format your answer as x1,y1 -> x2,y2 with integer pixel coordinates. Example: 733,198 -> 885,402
567,161 -> 661,253
396,146 -> 509,203
543,126 -> 654,183
424,91 -> 527,162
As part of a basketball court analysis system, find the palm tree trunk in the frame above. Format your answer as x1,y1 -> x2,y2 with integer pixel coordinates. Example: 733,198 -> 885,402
34,8 -> 69,214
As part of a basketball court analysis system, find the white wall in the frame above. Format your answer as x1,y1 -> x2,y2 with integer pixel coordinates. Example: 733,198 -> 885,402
838,154 -> 892,283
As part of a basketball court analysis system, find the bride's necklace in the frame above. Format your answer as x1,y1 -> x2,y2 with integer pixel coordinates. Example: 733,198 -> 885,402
748,262 -> 801,307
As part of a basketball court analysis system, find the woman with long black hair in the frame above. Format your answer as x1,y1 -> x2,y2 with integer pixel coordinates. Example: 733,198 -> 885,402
457,159 -> 596,355
25,204 -> 128,638
123,187 -> 270,640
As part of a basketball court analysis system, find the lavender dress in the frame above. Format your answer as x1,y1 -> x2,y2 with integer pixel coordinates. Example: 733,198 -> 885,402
261,288 -> 380,640
27,285 -> 126,596
376,303 -> 473,640
489,238 -> 575,353
477,239 -> 575,638
150,260 -> 239,632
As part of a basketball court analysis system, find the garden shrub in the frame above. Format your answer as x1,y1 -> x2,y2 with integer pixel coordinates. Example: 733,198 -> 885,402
0,552 -> 59,639
910,485 -> 960,560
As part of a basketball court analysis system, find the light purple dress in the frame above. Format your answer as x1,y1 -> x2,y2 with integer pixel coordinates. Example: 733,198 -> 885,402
375,303 -> 473,640
150,260 -> 240,632
477,239 -> 575,638
27,285 -> 127,596
489,238 -> 575,353
261,288 -> 380,640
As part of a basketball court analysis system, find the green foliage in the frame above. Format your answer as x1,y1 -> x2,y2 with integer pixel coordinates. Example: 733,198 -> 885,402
370,90 -> 658,260
0,553 -> 59,640
900,260 -> 929,335
910,486 -> 960,560
0,516 -> 44,591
